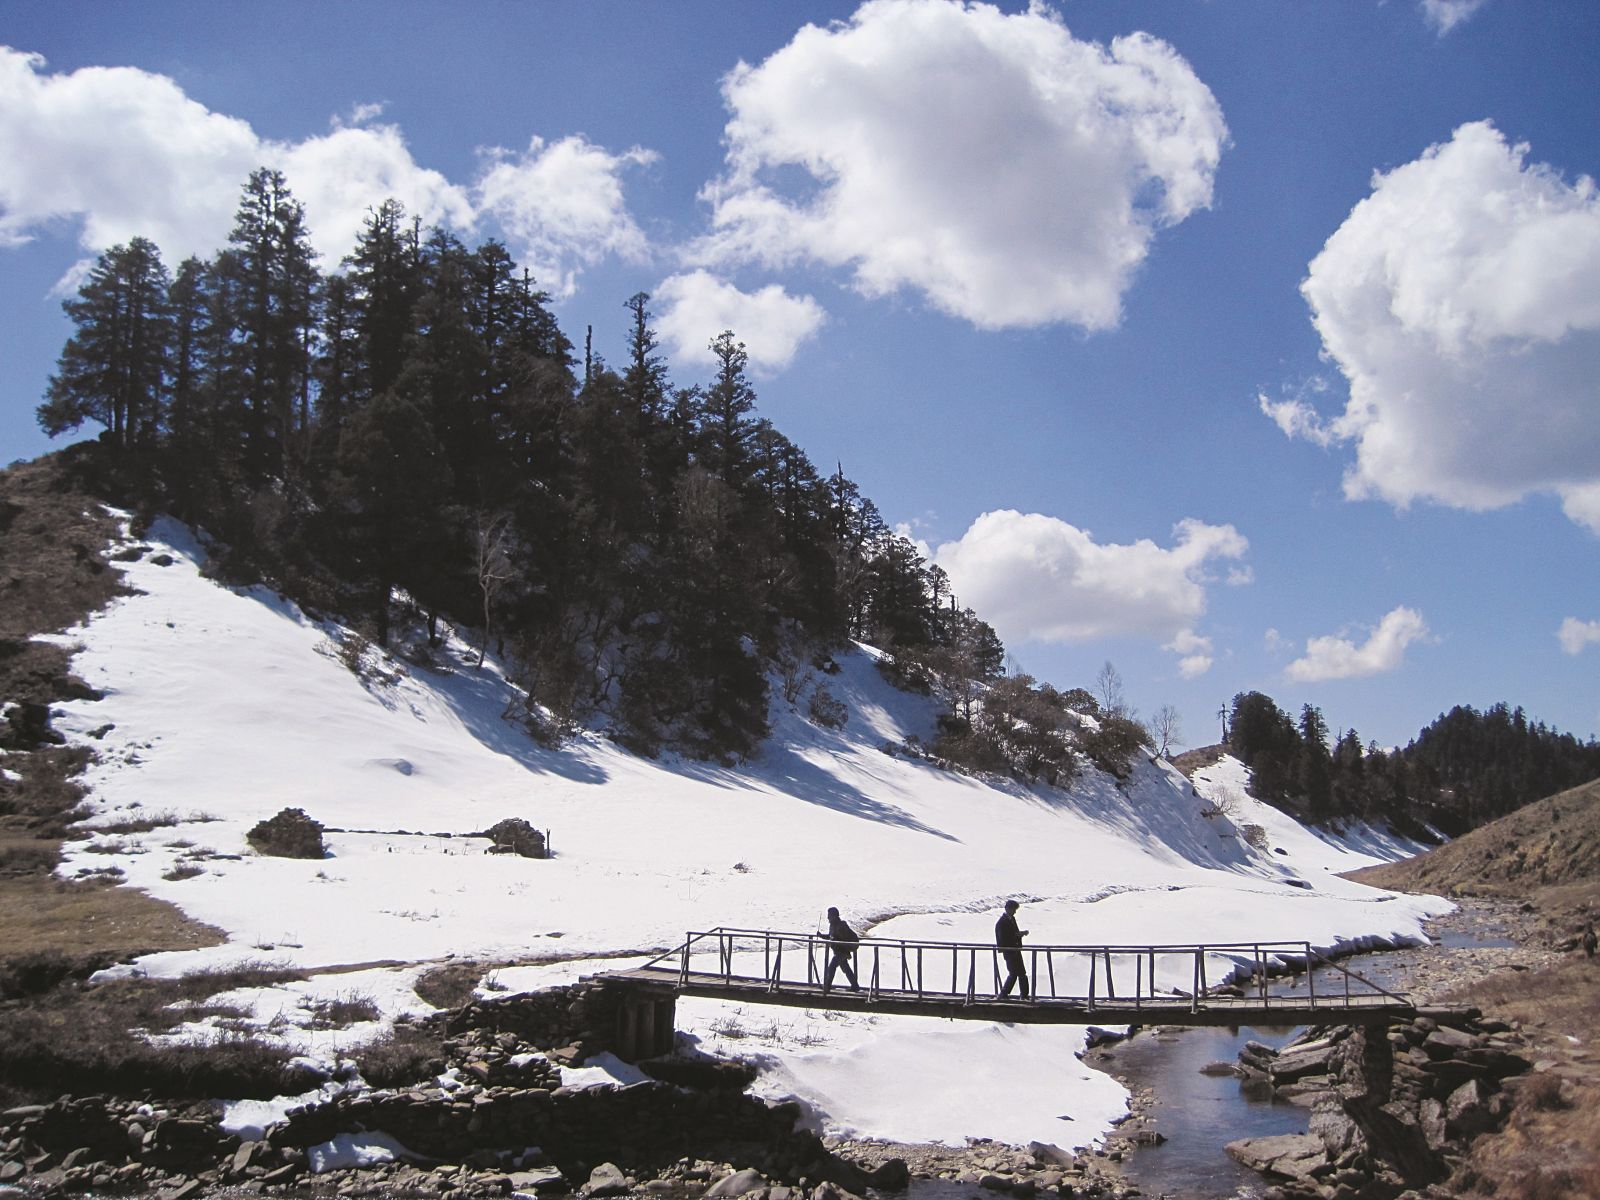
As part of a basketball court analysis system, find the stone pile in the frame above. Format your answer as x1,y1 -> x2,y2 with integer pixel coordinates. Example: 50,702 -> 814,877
268,1072 -> 873,1191
1227,1012 -> 1532,1199
480,817 -> 549,858
0,1094 -> 290,1194
439,977 -> 622,1064
245,806 -> 326,859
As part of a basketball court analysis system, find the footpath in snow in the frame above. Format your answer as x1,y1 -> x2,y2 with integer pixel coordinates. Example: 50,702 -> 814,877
44,513 -> 1448,1151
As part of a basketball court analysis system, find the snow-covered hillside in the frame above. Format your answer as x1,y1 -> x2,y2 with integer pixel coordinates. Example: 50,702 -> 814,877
44,512 -> 1448,1151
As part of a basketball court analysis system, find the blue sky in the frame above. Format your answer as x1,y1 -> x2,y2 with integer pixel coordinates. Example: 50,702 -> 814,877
2,0 -> 1597,751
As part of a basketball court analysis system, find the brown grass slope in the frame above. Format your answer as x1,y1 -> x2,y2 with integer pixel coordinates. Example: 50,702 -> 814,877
1349,778 -> 1600,1199
0,449 -> 222,973
1348,777 -> 1600,899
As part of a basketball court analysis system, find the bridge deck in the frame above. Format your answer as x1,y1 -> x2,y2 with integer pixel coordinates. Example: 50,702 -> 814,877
614,928 -> 1439,1028
609,966 -> 1425,1027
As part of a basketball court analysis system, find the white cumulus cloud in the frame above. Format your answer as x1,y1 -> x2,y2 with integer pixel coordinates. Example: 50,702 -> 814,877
1420,0 -> 1489,35
654,270 -> 827,372
932,512 -> 1247,651
693,0 -> 1226,330
1557,617 -> 1600,656
1164,630 -> 1215,678
0,47 -> 650,291
474,135 -> 658,298
1284,607 -> 1430,683
1272,121 -> 1600,534
0,49 -> 261,260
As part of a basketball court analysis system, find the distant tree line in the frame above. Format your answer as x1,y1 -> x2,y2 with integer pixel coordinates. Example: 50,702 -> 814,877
1227,691 -> 1600,836
38,168 -> 1006,761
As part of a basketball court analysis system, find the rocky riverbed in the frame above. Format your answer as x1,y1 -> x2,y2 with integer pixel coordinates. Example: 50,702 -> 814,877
1081,898 -> 1559,1200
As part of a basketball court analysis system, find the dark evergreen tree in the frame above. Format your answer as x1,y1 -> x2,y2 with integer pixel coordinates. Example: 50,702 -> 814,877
221,168 -> 319,481
38,237 -> 172,452
1296,703 -> 1333,817
332,388 -> 454,647
698,330 -> 756,486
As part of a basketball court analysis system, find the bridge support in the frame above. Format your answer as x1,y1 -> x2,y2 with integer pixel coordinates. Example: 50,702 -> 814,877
610,984 -> 678,1062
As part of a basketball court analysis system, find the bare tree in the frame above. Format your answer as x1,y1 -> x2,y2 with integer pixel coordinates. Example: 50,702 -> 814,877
1094,660 -> 1128,719
1150,704 -> 1184,758
473,511 -> 514,668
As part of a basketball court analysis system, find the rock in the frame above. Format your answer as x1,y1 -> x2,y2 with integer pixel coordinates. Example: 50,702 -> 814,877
1225,1133 -> 1329,1182
1199,1060 -> 1240,1077
1307,1105 -> 1360,1158
1445,1079 -> 1494,1138
1419,1098 -> 1448,1151
977,1173 -> 1014,1191
1272,1043 -> 1339,1084
706,1167 -> 769,1198
509,1166 -> 567,1193
59,1147 -> 92,1171
229,1140 -> 262,1176
867,1158 -> 910,1190
166,1179 -> 205,1200
1276,1077 -> 1335,1106
1027,1142 -> 1075,1169
1422,1026 -> 1483,1058
587,1162 -> 632,1197
0,1162 -> 24,1183
260,1162 -> 303,1184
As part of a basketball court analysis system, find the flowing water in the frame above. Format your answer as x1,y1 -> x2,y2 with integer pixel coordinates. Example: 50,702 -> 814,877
1103,916 -> 1515,1199
894,912 -> 1518,1200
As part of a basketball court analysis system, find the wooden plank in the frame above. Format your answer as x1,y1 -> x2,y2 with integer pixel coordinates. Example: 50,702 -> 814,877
604,967 -> 1421,1027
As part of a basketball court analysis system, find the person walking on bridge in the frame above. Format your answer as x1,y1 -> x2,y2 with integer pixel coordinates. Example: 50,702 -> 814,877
822,906 -> 860,994
996,899 -> 1030,998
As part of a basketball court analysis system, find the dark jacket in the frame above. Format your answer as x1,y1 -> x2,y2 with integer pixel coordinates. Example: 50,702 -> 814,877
829,914 -> 859,951
995,912 -> 1024,949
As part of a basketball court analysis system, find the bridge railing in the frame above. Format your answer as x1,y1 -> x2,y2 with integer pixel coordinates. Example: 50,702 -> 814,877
640,927 -> 1408,1014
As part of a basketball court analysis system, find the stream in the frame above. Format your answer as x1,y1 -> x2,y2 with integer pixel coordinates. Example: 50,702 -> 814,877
1097,911 -> 1518,1199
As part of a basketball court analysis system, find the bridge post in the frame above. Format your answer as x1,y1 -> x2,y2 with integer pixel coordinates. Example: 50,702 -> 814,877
608,982 -> 678,1062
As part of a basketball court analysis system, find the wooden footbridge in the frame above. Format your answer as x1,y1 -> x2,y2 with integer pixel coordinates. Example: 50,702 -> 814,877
606,926 -> 1427,1035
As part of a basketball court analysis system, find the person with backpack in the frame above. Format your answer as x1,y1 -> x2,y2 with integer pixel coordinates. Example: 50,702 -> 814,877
822,906 -> 860,993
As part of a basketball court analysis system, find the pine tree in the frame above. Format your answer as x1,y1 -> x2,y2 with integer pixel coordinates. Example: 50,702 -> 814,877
220,168 -> 319,480
39,237 -> 173,452
1297,704 -> 1333,817
698,330 -> 756,485
345,199 -> 422,407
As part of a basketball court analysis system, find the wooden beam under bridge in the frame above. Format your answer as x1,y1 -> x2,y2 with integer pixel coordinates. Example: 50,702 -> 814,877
605,966 -> 1445,1027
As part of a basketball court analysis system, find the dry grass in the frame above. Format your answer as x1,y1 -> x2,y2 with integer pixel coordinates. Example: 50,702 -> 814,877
0,450 -> 227,996
1421,906 -> 1600,1196
0,963 -> 315,1105
349,1020 -> 448,1088
1345,768 -> 1600,1197
1349,779 -> 1600,899
0,873 -> 225,960
414,959 -> 496,1009
299,992 -> 382,1029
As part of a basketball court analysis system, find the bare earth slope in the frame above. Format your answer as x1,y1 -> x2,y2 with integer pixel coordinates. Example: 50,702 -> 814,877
1349,779 -> 1600,1199
0,450 -> 222,972
1348,777 -> 1600,900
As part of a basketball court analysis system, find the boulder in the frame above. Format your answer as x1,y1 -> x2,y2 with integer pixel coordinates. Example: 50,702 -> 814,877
1225,1133 -> 1329,1182
1445,1079 -> 1494,1139
1421,1026 -> 1483,1059
1418,1098 -> 1447,1151
509,1166 -> 567,1193
1026,1141 -> 1075,1169
705,1168 -> 768,1198
866,1158 -> 910,1189
586,1162 -> 631,1197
